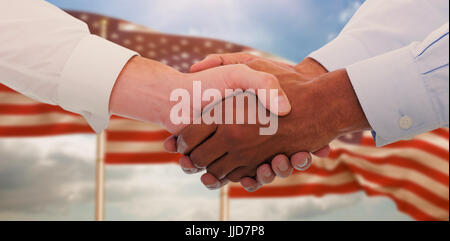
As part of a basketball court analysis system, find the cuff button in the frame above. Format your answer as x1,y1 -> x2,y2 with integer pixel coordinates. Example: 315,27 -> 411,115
399,116 -> 413,130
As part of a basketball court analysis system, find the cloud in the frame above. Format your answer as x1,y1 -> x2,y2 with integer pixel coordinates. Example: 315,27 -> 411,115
0,137 -> 94,219
339,1 -> 362,23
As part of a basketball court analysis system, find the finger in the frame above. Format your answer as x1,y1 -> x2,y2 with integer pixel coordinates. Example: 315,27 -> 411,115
179,155 -> 202,174
313,145 -> 331,158
271,154 -> 293,178
163,135 -> 177,153
226,166 -> 256,183
256,163 -> 276,184
190,52 -> 256,73
290,152 -> 312,171
201,173 -> 229,190
190,133 -> 228,169
224,65 -> 292,116
207,154 -> 245,180
176,123 -> 217,154
240,177 -> 262,192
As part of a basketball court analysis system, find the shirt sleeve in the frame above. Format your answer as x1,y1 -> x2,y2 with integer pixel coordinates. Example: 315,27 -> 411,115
346,23 -> 449,146
0,0 -> 138,132
309,0 -> 449,72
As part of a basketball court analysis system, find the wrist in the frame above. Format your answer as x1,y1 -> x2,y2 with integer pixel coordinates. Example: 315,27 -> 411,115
109,56 -> 186,131
294,57 -> 328,78
310,69 -> 371,138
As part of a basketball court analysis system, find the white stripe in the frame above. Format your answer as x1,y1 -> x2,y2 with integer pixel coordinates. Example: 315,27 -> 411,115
0,113 -> 86,126
0,92 -> 38,105
108,119 -> 165,131
106,141 -> 165,153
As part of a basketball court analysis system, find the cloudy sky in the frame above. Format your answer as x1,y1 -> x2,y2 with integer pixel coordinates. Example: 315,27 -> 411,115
0,0 -> 412,220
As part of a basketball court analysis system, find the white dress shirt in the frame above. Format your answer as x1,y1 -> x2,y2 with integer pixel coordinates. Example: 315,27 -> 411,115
0,0 -> 137,132
310,0 -> 449,146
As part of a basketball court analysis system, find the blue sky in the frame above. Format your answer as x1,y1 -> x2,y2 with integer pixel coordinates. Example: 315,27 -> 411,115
0,0 -> 413,220
47,0 -> 362,62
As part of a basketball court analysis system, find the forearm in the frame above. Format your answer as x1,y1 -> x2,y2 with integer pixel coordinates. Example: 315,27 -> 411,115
310,69 -> 371,138
109,56 -> 187,131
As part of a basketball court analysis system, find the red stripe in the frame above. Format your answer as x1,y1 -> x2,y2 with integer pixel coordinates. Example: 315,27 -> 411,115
110,115 -> 132,120
0,124 -> 93,137
329,148 -> 449,187
293,162 -> 350,177
431,129 -> 450,140
229,181 -> 361,198
0,84 -> 15,93
0,104 -> 80,116
363,186 -> 443,221
347,163 -> 449,212
105,152 -> 182,164
360,137 -> 449,161
106,130 -> 171,142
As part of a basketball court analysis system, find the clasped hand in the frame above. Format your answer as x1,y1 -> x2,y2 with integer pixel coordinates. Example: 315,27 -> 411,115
165,53 -> 337,191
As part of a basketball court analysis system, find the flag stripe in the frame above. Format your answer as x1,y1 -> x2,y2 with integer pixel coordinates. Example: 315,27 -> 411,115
0,104 -> 77,115
0,92 -> 38,105
431,128 -> 450,140
0,124 -> 93,137
107,120 -> 166,131
106,141 -> 166,153
0,113 -> 87,126
330,142 -> 449,176
357,175 -> 448,220
253,171 -> 356,187
229,181 -> 361,198
105,152 -> 181,164
106,130 -> 171,142
330,148 -> 449,186
0,85 -> 15,93
363,186 -> 441,221
348,163 -> 449,211
360,137 -> 449,161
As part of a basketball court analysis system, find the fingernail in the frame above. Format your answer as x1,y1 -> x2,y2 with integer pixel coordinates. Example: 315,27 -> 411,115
295,157 -> 311,171
273,95 -> 290,115
206,182 -> 220,190
182,167 -> 198,174
244,186 -> 257,192
278,161 -> 289,172
264,170 -> 272,177
176,136 -> 187,154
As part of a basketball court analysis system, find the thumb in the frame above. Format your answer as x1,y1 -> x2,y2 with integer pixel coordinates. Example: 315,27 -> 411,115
190,52 -> 256,73
223,65 -> 292,116
190,54 -> 223,73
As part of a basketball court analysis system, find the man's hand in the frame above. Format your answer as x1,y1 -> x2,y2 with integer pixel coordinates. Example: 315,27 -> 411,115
169,58 -> 371,188
165,53 -> 331,191
109,56 -> 292,134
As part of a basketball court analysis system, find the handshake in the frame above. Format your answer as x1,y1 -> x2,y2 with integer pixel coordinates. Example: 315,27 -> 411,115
110,52 -> 371,192
161,53 -> 371,192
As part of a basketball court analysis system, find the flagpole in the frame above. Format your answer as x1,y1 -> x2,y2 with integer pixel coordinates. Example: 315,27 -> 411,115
219,184 -> 230,221
95,131 -> 106,221
94,18 -> 109,221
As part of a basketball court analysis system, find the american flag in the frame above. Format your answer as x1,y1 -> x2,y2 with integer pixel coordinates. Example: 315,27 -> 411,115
229,129 -> 449,221
1,11 -> 448,220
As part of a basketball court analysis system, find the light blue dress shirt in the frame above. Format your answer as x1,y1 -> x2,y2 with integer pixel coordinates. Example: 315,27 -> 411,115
309,0 -> 449,146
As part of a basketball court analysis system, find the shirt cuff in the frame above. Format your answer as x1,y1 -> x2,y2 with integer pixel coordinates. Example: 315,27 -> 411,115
346,43 -> 439,146
309,34 -> 371,72
58,34 -> 138,133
